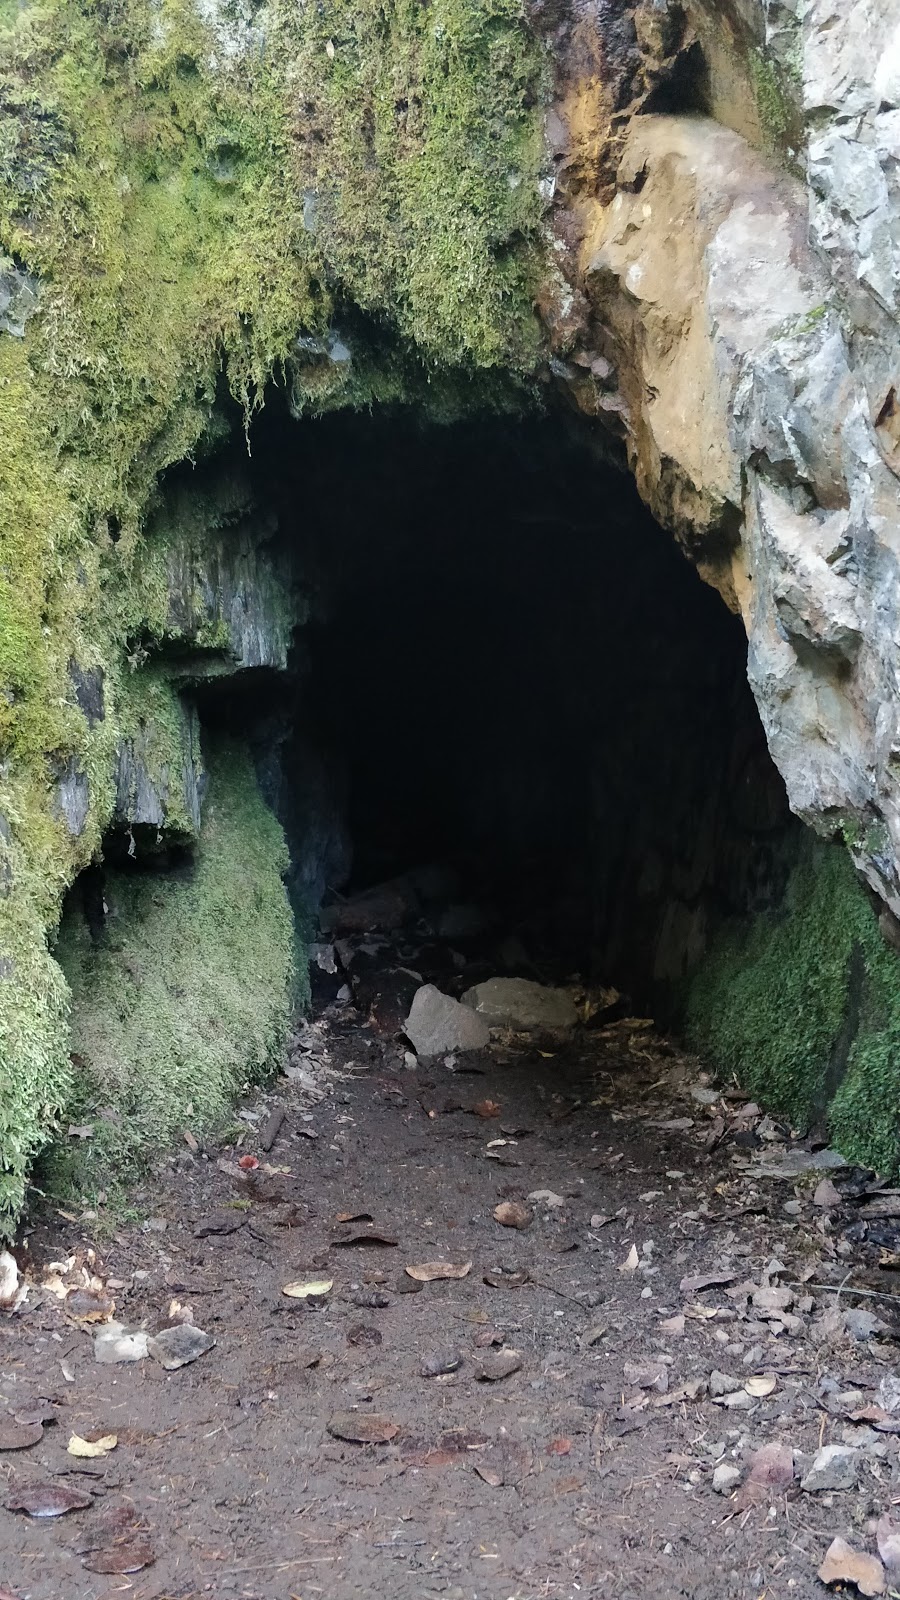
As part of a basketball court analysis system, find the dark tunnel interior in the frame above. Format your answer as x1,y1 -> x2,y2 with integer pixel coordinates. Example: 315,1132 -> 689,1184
193,400 -> 797,1010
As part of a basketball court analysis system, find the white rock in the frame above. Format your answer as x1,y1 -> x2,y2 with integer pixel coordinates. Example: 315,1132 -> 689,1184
403,985 -> 491,1057
712,1462 -> 742,1495
461,977 -> 579,1032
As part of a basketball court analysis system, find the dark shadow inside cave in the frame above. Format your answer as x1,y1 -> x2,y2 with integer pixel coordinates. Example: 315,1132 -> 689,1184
191,398 -> 797,1012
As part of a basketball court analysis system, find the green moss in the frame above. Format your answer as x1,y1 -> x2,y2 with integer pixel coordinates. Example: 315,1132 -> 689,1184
0,0 -> 548,1229
685,840 -> 900,1174
749,49 -> 788,148
46,736 -> 294,1203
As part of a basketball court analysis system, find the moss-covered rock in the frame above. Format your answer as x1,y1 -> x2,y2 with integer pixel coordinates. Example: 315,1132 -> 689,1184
685,839 -> 900,1175
0,0 -> 547,1230
47,737 -> 294,1202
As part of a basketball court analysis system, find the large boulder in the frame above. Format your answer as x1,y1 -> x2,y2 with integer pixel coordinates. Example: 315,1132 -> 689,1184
461,978 -> 579,1033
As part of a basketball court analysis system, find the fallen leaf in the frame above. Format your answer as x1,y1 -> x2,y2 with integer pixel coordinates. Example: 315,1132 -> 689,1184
327,1412 -> 399,1444
744,1373 -> 777,1398
14,1402 -> 58,1427
336,1211 -> 373,1224
65,1288 -> 115,1323
548,1437 -> 572,1455
475,1348 -> 523,1382
183,1130 -> 199,1152
493,1202 -> 532,1230
579,1324 -> 607,1350
83,1541 -> 155,1575
330,1229 -> 398,1247
483,1270 -> 529,1290
282,1277 -> 334,1299
347,1324 -> 382,1348
818,1537 -> 885,1596
6,1482 -> 94,1518
474,1100 -> 501,1118
237,1155 -> 259,1170
876,1515 -> 900,1575
405,1261 -> 472,1282
619,1245 -> 639,1274
68,1433 -> 117,1459
527,1189 -> 565,1208
420,1349 -> 462,1377
473,1437 -> 532,1486
679,1270 -> 738,1295
0,1421 -> 43,1451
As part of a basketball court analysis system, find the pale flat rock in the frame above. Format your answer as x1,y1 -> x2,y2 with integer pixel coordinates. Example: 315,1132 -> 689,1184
94,1322 -> 149,1364
147,1324 -> 215,1371
461,978 -> 579,1032
403,985 -> 491,1057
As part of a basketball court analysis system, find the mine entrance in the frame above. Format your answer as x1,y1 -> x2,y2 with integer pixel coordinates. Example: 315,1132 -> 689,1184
220,401 -> 795,1009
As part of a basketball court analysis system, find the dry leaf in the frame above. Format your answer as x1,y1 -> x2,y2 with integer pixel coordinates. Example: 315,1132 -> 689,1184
474,1100 -> 501,1118
493,1201 -> 532,1230
68,1433 -> 117,1459
282,1278 -> 333,1299
818,1537 -> 885,1596
548,1437 -> 572,1455
65,1287 -> 115,1323
475,1347 -> 523,1382
876,1515 -> 900,1574
619,1245 -> 639,1274
325,36 -> 335,56
83,1540 -> 155,1575
405,1261 -> 472,1282
744,1373 -> 777,1398
0,1420 -> 43,1450
6,1482 -> 94,1518
336,1211 -> 373,1224
331,1228 -> 398,1247
327,1412 -> 399,1444
679,1270 -> 738,1295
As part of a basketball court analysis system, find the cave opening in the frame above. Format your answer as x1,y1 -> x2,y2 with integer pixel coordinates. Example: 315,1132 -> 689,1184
191,399 -> 796,1014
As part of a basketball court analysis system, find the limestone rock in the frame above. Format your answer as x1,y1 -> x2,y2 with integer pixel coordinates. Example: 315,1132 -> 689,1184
712,1462 -> 742,1495
403,985 -> 491,1057
801,1443 -> 859,1492
461,978 -> 579,1033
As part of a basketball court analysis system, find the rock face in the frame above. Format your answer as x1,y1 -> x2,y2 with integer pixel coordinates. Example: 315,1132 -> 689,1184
545,2 -> 900,921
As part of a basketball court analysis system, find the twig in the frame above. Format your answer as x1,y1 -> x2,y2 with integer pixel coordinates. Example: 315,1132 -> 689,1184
791,1280 -> 900,1304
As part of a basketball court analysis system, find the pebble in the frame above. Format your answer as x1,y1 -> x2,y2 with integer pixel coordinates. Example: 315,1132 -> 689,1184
712,1463 -> 742,1495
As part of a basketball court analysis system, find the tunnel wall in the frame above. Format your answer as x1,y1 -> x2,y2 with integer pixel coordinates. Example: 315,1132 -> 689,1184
686,838 -> 900,1175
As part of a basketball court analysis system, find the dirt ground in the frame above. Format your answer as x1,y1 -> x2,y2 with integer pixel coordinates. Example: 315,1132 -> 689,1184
4,936 -> 900,1600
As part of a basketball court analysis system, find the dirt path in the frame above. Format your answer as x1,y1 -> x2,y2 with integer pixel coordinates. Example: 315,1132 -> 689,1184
4,977 -> 900,1599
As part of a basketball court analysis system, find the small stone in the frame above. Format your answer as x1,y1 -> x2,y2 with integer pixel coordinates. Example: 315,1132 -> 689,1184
710,1369 -> 741,1397
712,1462 -> 742,1495
801,1443 -> 859,1492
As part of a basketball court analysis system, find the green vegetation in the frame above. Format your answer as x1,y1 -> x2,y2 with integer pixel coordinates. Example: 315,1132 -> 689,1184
686,840 -> 900,1175
48,738 -> 294,1203
0,0 -> 547,1232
